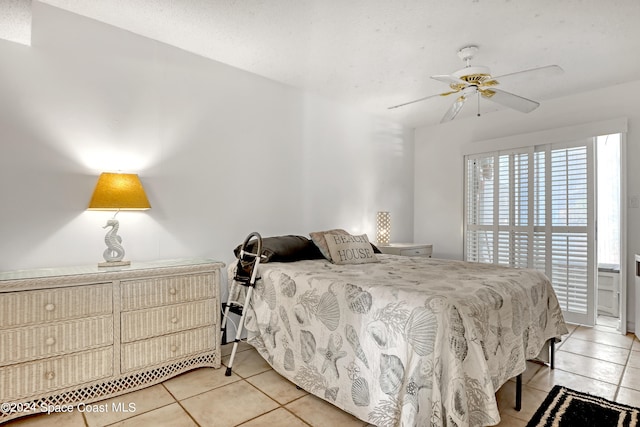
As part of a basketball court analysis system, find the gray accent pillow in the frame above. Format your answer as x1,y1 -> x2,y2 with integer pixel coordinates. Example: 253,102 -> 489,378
309,228 -> 349,260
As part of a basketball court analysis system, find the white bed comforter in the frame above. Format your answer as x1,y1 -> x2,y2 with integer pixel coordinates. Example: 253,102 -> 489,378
231,255 -> 568,426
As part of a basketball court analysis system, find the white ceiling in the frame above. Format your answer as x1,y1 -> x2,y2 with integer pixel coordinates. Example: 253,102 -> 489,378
0,0 -> 32,45
6,0 -> 640,128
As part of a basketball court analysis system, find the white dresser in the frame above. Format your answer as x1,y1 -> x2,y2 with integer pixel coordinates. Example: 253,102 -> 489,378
378,243 -> 433,258
0,258 -> 223,422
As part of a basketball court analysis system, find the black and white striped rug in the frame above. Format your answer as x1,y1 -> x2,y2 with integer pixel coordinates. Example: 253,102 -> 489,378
527,385 -> 639,427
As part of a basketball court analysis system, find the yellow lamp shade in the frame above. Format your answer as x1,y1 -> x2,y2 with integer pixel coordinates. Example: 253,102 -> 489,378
88,173 -> 151,210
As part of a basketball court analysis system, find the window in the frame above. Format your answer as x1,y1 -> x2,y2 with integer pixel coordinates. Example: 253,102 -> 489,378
596,134 -> 621,267
465,140 -> 594,324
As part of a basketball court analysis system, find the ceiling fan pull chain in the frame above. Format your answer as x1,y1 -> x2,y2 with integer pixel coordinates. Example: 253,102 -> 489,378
477,91 -> 481,117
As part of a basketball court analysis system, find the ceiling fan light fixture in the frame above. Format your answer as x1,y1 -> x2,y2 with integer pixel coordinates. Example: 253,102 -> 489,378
453,65 -> 490,80
388,45 -> 562,120
480,88 -> 496,98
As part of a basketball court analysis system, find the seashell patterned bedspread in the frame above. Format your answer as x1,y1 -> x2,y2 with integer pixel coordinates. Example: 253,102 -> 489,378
230,255 -> 568,427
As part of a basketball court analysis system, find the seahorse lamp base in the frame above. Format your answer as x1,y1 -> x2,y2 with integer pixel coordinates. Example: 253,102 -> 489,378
99,218 -> 130,267
98,260 -> 131,268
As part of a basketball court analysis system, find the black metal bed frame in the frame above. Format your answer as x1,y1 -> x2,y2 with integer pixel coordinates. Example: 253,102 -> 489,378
514,337 -> 555,411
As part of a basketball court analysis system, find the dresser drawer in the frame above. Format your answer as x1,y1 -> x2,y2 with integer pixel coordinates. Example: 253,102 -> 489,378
399,247 -> 432,257
121,273 -> 215,311
0,347 -> 113,400
121,299 -> 215,343
121,327 -> 215,373
0,284 -> 112,328
0,315 -> 113,366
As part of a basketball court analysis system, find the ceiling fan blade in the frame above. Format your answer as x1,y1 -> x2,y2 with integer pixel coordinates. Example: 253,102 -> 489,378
431,74 -> 466,86
481,88 -> 539,113
387,90 -> 457,109
492,65 -> 564,82
388,93 -> 441,109
440,95 -> 467,123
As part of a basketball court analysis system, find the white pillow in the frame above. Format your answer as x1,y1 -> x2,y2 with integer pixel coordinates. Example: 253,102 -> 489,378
324,233 -> 379,265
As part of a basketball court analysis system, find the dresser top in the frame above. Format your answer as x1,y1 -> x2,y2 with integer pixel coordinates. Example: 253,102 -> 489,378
0,258 -> 224,290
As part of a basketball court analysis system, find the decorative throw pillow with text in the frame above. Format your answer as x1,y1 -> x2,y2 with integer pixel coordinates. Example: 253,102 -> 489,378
324,233 -> 379,265
309,228 -> 350,260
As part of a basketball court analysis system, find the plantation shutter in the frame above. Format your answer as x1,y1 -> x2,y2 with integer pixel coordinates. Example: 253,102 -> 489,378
465,153 -> 496,263
464,140 -> 594,325
465,148 -> 533,266
542,143 -> 593,324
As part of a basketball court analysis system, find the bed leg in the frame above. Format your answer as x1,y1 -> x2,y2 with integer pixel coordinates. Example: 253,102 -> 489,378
550,338 -> 555,369
515,374 -> 522,411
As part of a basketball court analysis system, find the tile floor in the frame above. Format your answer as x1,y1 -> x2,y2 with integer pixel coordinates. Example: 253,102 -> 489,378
5,324 -> 640,427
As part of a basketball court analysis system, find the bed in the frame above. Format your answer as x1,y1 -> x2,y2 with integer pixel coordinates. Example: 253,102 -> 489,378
228,236 -> 568,427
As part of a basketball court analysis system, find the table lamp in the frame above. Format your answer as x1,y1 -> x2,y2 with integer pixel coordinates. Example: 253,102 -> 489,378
88,172 -> 151,267
376,211 -> 391,245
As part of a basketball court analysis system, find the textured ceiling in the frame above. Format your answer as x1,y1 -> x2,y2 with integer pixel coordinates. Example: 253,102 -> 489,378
7,0 -> 640,127
0,0 -> 32,45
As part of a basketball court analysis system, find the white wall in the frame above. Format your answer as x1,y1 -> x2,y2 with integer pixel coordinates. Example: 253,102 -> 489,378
414,80 -> 640,331
0,3 -> 414,273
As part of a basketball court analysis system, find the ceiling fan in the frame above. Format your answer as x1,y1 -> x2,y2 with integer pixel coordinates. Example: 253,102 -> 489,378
388,45 -> 563,123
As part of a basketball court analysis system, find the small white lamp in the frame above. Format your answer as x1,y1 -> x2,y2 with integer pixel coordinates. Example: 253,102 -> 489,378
88,173 -> 151,267
376,211 -> 391,245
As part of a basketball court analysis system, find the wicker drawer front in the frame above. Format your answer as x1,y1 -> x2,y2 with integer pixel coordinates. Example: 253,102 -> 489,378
121,327 -> 215,373
0,315 -> 113,367
0,284 -> 112,328
121,273 -> 215,311
0,347 -> 113,400
121,299 -> 215,343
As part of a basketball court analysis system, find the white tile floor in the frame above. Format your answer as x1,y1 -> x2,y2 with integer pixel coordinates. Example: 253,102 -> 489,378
5,324 -> 640,427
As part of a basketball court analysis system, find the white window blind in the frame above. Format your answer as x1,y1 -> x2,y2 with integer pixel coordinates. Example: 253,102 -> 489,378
464,141 -> 594,324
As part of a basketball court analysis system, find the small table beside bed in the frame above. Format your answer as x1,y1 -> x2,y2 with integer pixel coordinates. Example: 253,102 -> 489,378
227,231 -> 568,427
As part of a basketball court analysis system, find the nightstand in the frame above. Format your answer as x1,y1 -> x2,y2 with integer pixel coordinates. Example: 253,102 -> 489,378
378,243 -> 433,258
